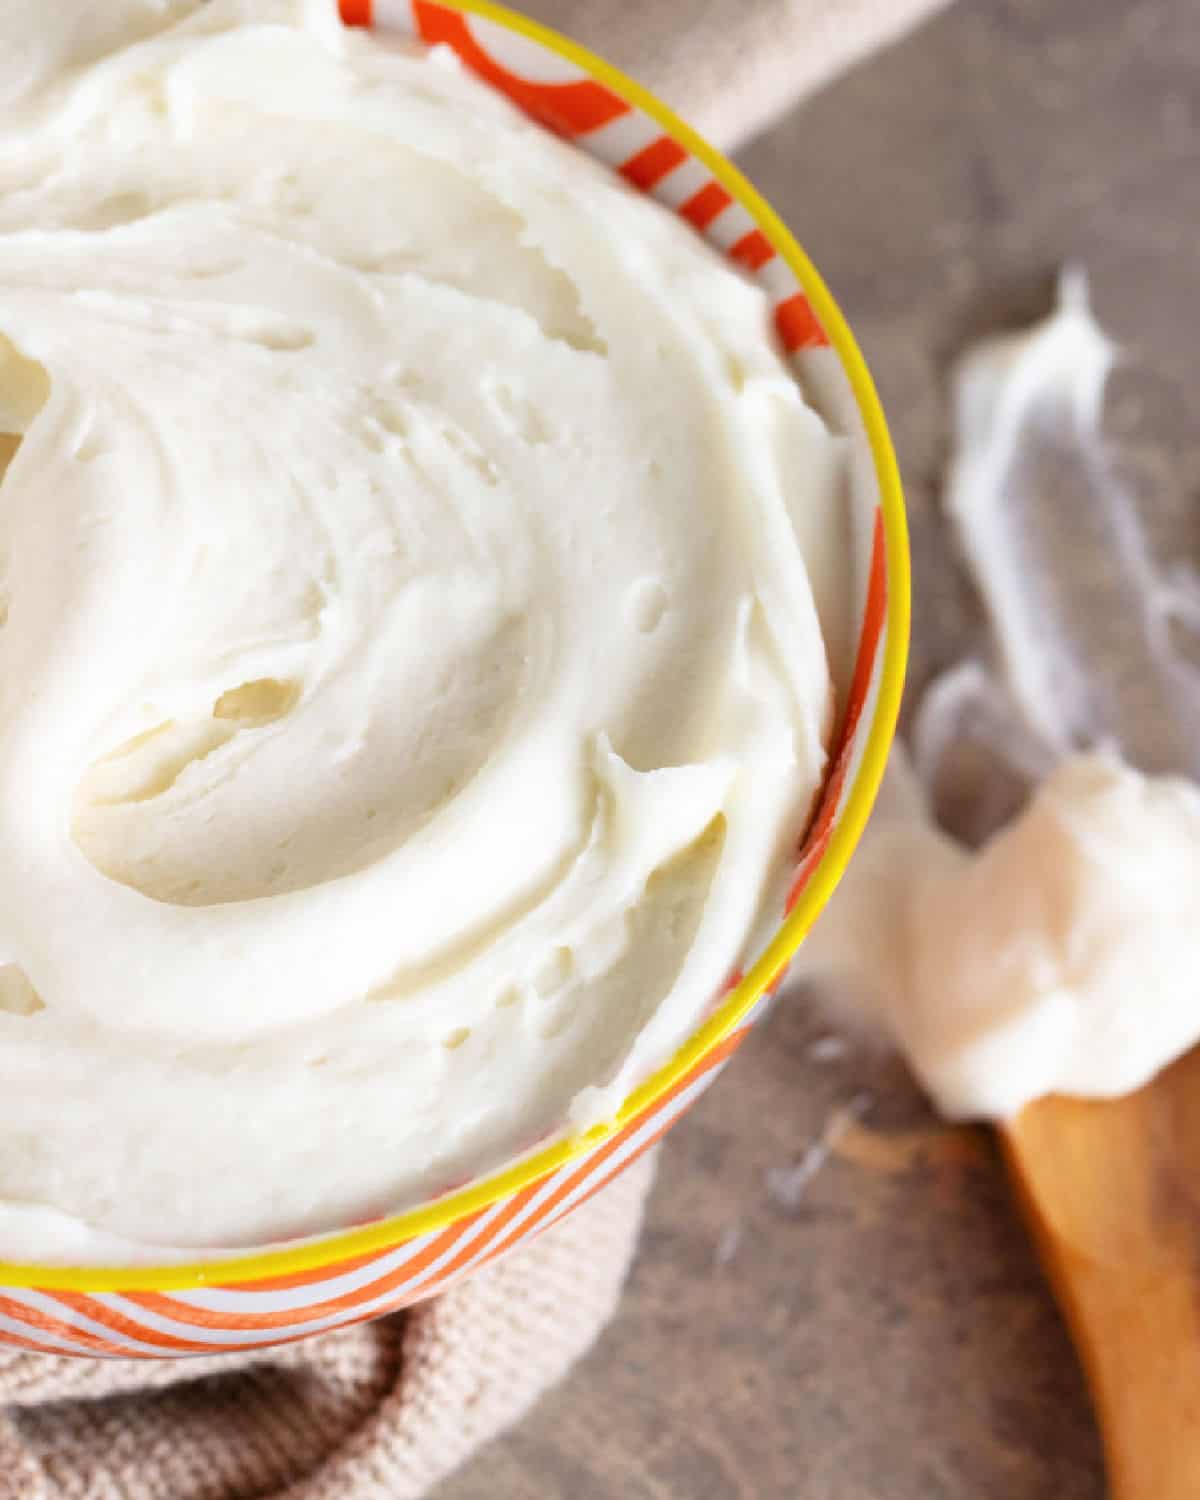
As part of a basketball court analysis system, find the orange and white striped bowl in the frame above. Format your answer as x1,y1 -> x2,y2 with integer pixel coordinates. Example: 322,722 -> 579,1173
0,0 -> 909,1358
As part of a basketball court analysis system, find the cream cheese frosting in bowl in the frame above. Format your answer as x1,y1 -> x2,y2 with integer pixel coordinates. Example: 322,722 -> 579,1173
0,0 -> 905,1314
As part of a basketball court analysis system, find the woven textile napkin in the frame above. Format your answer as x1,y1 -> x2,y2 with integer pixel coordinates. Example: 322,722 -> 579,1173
520,0 -> 950,150
0,1155 -> 656,1499
0,0 -> 948,1494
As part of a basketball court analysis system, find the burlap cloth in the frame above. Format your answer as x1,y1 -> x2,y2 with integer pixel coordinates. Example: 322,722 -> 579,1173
524,0 -> 950,151
0,1155 -> 657,1500
0,1 -> 949,1494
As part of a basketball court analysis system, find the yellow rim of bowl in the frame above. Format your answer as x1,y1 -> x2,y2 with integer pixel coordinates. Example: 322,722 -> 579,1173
1,0 -> 910,1291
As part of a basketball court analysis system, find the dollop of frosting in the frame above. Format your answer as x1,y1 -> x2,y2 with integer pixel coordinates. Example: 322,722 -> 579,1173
800,751 -> 1200,1118
0,0 -> 839,1259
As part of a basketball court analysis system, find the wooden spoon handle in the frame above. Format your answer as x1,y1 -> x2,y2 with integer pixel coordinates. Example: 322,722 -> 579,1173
1002,1048 -> 1200,1500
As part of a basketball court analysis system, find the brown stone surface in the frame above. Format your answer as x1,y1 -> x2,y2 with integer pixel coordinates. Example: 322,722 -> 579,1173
438,0 -> 1199,1494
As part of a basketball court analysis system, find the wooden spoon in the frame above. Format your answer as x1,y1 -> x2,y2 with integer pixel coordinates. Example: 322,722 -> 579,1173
1001,1044 -> 1200,1500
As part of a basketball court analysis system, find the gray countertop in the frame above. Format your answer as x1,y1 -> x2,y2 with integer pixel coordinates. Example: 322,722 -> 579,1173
439,1 -> 1199,1493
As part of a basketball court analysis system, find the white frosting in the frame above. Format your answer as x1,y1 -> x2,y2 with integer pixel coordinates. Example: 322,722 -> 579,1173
0,0 -> 840,1259
802,750 -> 1200,1118
800,272 -> 1200,1121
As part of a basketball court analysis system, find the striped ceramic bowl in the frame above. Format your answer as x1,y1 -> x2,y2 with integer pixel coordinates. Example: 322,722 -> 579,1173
0,0 -> 909,1358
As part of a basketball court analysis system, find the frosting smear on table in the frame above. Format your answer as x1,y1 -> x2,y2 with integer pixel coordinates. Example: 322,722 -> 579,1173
798,274 -> 1200,1121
